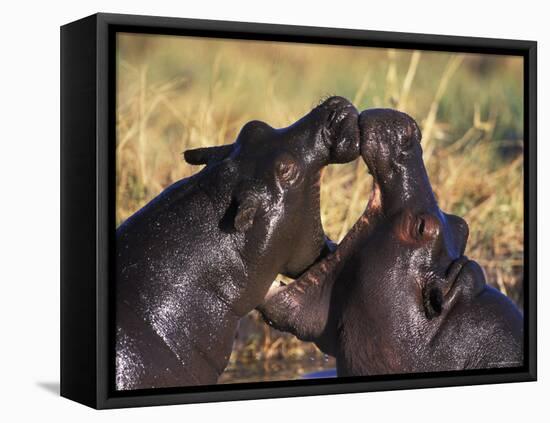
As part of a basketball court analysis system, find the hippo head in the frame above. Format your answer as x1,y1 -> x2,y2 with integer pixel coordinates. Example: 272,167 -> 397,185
259,108 -> 522,374
357,109 -> 473,324
185,96 -> 360,279
346,109 -> 523,373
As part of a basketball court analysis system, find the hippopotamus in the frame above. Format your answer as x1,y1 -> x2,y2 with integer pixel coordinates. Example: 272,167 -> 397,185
258,108 -> 523,375
115,96 -> 361,389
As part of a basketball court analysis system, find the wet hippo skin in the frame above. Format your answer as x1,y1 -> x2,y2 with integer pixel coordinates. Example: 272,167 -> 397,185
116,97 -> 361,389
259,109 -> 523,376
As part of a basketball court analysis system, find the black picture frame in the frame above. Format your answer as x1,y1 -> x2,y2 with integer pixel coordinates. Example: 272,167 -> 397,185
60,12 -> 537,409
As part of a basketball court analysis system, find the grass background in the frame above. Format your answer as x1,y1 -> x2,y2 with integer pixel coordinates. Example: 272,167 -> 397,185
116,33 -> 524,382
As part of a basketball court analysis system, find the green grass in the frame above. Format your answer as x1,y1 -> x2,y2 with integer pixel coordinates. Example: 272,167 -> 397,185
116,33 -> 524,381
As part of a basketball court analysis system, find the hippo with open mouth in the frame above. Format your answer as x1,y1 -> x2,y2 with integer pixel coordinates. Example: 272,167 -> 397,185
116,97 -> 360,389
259,108 -> 523,375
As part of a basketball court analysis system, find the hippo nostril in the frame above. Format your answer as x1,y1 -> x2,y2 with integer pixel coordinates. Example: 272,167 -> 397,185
327,110 -> 338,129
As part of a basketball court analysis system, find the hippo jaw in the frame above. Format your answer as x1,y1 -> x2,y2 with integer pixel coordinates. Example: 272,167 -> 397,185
359,109 -> 437,217
319,96 -> 361,164
357,109 -> 476,321
280,97 -> 360,276
184,96 -> 361,283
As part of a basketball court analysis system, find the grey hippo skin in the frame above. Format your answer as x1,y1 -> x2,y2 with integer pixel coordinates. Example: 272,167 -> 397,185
116,96 -> 360,389
258,108 -> 523,376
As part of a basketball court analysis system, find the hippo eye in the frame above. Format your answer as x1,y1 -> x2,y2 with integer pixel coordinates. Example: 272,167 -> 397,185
413,216 -> 426,239
409,214 -> 439,242
417,218 -> 426,237
274,155 -> 301,187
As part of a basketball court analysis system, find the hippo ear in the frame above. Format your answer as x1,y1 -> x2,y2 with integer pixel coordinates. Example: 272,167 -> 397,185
234,197 -> 259,232
184,144 -> 233,165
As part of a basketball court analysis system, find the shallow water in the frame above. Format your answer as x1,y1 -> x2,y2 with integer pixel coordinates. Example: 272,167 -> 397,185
218,356 -> 337,384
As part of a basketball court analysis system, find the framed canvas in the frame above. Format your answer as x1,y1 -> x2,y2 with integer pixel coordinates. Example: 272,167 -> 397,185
60,12 -> 537,409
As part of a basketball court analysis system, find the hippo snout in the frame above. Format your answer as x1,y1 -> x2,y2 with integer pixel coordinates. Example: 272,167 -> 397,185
437,255 -> 484,297
358,108 -> 422,172
320,95 -> 354,110
319,96 -> 360,164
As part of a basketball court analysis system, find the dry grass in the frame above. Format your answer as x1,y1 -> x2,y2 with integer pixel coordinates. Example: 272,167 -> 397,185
116,34 -> 524,381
